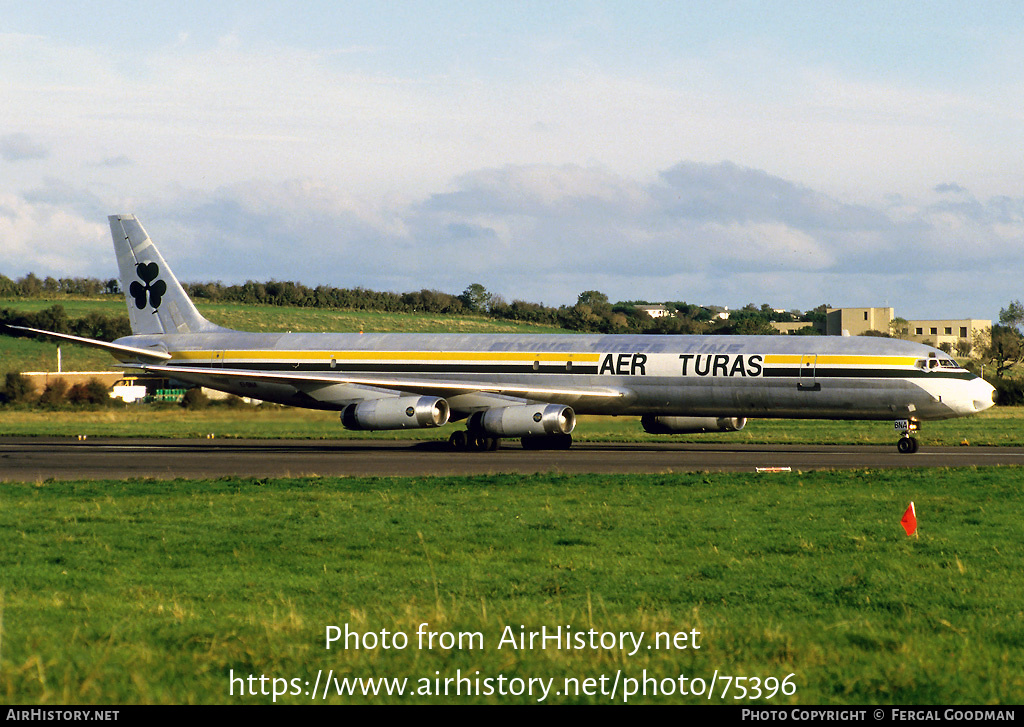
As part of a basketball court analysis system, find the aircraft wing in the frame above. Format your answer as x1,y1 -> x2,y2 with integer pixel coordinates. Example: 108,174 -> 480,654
3,325 -> 173,361
121,363 -> 628,402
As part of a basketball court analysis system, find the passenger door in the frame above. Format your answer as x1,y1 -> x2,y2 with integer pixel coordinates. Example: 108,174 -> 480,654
798,354 -> 820,391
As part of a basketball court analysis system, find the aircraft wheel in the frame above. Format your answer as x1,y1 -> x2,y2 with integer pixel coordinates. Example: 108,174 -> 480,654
469,434 -> 497,452
453,431 -> 500,452
449,430 -> 468,451
896,436 -> 919,454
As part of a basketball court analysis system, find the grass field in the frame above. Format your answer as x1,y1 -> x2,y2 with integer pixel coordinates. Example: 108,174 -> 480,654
4,299 -> 1022,705
1,468 -> 1021,705
1,406 -> 1022,447
0,296 -> 570,334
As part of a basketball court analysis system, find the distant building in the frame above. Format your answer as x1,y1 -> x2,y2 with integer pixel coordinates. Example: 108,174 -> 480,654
771,321 -> 818,335
635,305 -> 671,319
905,319 -> 990,352
817,308 -> 990,353
826,307 -> 894,336
21,371 -> 124,395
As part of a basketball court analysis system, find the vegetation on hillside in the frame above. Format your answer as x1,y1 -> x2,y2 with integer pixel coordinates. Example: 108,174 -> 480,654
1,269 -> 820,336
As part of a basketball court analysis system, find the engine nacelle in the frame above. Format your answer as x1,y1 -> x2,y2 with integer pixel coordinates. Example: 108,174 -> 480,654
468,404 -> 575,438
341,396 -> 450,430
641,415 -> 747,434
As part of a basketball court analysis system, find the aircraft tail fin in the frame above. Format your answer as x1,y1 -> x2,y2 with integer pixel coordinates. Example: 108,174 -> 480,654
108,215 -> 227,335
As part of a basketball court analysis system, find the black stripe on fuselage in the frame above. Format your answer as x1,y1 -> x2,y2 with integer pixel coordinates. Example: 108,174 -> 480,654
192,362 -> 602,375
763,367 -> 976,381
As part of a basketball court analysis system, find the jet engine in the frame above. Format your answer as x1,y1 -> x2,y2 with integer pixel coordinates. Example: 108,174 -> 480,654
468,404 -> 576,438
641,415 -> 747,434
341,396 -> 450,430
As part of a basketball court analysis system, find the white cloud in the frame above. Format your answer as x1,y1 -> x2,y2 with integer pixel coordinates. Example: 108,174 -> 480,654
0,194 -> 107,275
1,156 -> 1022,321
6,25 -> 1019,204
0,133 -> 48,162
2,12 -> 1024,322
708,222 -> 834,271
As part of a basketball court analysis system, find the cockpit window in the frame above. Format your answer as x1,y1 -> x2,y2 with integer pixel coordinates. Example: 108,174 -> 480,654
918,357 -> 962,371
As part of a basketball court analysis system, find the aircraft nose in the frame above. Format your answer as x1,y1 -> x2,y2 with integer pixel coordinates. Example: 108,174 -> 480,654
969,377 -> 997,413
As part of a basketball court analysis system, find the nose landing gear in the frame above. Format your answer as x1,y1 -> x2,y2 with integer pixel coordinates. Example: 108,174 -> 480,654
895,419 -> 920,454
896,435 -> 919,454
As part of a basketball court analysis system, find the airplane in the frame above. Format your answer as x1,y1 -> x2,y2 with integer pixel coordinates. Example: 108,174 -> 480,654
5,214 -> 996,453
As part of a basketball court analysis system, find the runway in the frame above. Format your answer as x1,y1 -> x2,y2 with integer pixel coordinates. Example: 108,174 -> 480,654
3,437 -> 1024,480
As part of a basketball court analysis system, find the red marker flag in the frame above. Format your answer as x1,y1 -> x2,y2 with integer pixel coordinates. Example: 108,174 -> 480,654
901,501 -> 917,536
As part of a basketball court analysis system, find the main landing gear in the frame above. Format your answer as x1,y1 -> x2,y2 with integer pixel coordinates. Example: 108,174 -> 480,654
895,418 -> 920,454
448,430 -> 501,452
447,430 -> 574,451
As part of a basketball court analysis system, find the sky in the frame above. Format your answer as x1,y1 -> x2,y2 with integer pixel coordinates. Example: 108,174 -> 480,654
2,1 -> 1023,321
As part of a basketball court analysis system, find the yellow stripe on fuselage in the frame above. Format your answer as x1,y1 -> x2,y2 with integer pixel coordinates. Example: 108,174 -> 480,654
171,350 -> 602,362
763,354 -> 919,367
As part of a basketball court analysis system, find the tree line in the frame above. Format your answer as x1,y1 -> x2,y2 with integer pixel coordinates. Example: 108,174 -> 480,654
0,304 -> 131,341
0,273 -> 121,297
2,271 -> 819,335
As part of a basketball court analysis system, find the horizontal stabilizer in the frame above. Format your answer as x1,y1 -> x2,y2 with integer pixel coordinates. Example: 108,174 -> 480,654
4,325 -> 172,361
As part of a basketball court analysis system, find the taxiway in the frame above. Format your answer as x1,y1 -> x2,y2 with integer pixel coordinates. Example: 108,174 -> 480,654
3,438 -> 1023,481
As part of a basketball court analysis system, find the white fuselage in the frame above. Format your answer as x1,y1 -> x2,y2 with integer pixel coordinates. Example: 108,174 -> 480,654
114,331 -> 996,422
